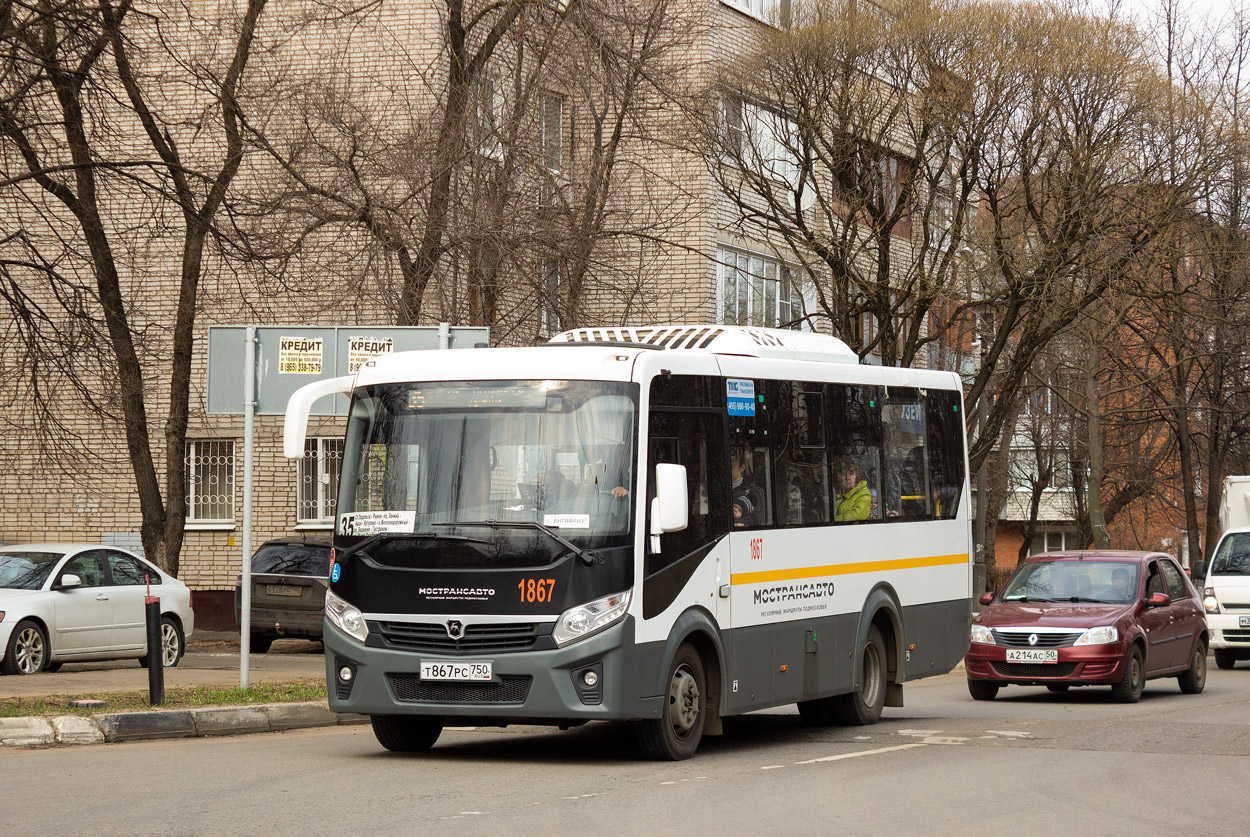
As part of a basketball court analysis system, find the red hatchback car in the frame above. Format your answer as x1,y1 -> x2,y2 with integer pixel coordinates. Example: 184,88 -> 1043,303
965,551 -> 1208,703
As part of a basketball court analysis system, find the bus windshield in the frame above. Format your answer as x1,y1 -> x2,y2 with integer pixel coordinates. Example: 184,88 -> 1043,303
338,380 -> 638,550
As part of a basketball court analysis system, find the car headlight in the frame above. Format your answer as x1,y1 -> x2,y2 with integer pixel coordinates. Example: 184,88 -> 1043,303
1203,588 -> 1219,614
325,589 -> 369,644
969,623 -> 995,645
1073,625 -> 1118,646
552,589 -> 632,647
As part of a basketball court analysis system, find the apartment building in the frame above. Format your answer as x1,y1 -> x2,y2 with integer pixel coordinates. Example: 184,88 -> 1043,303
1,0 -> 936,626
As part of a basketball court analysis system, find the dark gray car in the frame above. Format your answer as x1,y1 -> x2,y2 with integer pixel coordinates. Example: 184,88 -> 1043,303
235,539 -> 330,653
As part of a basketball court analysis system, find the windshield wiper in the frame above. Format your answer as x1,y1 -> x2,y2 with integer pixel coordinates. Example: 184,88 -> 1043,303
434,520 -> 602,566
1058,597 -> 1108,604
341,531 -> 492,558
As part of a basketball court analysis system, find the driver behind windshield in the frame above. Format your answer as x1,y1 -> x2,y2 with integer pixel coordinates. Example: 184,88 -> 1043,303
1110,567 -> 1134,602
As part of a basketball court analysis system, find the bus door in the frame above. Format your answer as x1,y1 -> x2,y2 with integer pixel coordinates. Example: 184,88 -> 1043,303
642,408 -> 729,623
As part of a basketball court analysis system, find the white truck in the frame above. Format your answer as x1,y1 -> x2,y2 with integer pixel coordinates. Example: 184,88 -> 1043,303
1199,475 -> 1250,669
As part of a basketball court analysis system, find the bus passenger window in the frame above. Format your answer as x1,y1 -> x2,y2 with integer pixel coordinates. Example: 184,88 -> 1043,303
882,392 -> 931,520
770,383 -> 830,527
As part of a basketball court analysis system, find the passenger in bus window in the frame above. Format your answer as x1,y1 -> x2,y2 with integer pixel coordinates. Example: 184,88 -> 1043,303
731,452 -> 764,528
834,459 -> 871,522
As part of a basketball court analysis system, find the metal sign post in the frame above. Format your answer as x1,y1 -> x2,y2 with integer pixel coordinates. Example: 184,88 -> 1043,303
240,327 -> 256,688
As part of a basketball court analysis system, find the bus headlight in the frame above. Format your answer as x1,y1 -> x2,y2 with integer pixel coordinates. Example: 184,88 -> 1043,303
969,624 -> 995,645
1203,588 -> 1219,614
1073,625 -> 1118,646
552,589 -> 632,647
326,589 -> 369,644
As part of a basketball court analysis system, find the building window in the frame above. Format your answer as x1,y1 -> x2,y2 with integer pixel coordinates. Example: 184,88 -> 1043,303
540,259 -> 561,336
540,91 -> 563,171
722,94 -> 799,186
717,247 -> 800,329
1029,530 -> 1071,555
476,74 -> 505,159
1009,448 -> 1071,491
722,0 -> 781,23
299,438 -> 344,525
185,439 -> 235,524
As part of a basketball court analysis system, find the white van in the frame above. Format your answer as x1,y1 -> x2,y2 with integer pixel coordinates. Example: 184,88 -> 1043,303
1199,476 -> 1250,669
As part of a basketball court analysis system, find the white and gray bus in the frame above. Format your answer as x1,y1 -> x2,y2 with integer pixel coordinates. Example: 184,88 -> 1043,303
283,325 -> 973,759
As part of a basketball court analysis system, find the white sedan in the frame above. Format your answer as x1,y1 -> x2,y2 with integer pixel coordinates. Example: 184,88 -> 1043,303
0,543 -> 195,675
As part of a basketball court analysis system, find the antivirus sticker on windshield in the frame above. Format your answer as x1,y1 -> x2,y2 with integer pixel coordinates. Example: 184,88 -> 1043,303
338,510 -> 416,537
727,378 -> 756,416
544,514 -> 590,529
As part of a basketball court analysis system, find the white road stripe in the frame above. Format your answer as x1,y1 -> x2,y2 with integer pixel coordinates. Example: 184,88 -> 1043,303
794,742 -> 928,764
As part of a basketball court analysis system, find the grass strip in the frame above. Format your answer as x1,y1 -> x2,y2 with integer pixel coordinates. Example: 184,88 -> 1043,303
0,679 -> 327,718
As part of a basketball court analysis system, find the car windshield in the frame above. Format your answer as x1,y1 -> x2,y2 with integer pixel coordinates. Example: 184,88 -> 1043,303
1210,532 -> 1250,575
1000,560 -> 1140,604
336,380 -> 638,565
0,551 -> 64,590
251,544 -> 330,576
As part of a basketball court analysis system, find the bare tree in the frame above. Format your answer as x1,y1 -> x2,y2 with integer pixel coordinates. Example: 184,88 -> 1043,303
702,0 -> 1195,479
0,0 -> 269,573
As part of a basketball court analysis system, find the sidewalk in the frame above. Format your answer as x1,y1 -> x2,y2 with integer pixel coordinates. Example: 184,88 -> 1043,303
0,631 -> 366,749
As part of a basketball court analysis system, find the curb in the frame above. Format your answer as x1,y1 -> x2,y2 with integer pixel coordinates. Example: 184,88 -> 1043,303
0,702 -> 367,749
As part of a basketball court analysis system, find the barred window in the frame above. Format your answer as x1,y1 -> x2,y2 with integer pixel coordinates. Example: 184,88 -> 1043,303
298,438 -> 344,525
185,440 -> 235,524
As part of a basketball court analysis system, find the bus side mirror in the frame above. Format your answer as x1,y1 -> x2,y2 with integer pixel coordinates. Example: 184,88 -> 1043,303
283,375 -> 354,459
650,464 -> 689,552
1191,561 -> 1206,581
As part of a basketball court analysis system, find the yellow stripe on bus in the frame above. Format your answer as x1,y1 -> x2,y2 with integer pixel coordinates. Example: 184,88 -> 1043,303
730,553 -> 969,586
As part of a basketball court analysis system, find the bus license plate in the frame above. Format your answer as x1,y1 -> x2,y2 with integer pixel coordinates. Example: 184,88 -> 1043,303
1005,648 -> 1058,663
1240,616 -> 1250,628
420,661 -> 493,681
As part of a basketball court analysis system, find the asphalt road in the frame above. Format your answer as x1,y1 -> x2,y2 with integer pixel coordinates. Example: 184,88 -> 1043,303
4,665 -> 1249,836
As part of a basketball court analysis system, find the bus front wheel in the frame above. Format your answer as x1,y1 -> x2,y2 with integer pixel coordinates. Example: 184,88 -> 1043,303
636,643 -> 705,760
832,624 -> 887,725
370,714 -> 444,753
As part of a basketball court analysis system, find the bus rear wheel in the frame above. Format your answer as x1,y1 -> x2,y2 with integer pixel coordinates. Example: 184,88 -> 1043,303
831,625 -> 887,725
370,714 -> 443,753
636,643 -> 705,760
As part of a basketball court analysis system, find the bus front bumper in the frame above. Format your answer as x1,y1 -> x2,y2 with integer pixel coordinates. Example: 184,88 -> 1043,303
323,615 -> 660,722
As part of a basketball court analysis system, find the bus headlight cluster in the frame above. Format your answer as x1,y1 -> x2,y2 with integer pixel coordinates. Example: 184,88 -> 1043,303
552,589 -> 632,647
326,589 -> 369,644
969,624 -> 995,645
1073,625 -> 1118,646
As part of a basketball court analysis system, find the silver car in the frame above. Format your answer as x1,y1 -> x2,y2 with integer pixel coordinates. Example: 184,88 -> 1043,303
0,543 -> 195,675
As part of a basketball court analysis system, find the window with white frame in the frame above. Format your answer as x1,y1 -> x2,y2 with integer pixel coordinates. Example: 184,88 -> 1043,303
185,439 -> 235,524
540,259 -> 561,336
298,437 -> 344,525
1028,530 -> 1072,555
540,91 -> 563,171
722,94 -> 799,186
477,74 -> 505,159
1009,447 -> 1071,491
717,248 -> 801,329
722,0 -> 781,23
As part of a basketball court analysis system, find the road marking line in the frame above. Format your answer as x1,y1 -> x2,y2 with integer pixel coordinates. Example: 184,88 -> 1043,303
761,765 -> 785,770
795,742 -> 928,764
986,730 -> 1032,738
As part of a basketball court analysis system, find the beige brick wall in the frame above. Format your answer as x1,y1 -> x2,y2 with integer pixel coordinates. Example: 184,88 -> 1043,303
2,1 -> 909,591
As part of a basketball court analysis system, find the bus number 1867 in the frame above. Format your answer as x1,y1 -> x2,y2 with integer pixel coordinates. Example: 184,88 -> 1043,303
518,578 -> 556,603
